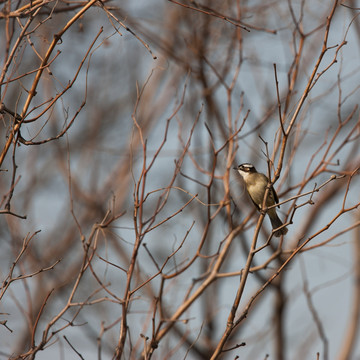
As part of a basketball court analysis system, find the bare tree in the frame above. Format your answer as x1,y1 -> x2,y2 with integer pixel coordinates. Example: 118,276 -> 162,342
1,0 -> 359,359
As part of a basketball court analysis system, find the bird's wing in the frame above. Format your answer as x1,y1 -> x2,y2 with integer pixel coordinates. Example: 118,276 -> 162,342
249,195 -> 261,211
271,186 -> 280,208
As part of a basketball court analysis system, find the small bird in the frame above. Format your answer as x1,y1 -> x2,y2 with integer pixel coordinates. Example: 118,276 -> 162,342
234,163 -> 288,237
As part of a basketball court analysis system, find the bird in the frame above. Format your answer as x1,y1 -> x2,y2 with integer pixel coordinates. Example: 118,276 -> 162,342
233,163 -> 288,237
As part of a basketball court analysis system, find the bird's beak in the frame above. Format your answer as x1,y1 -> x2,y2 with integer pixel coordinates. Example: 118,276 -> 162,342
233,167 -> 237,170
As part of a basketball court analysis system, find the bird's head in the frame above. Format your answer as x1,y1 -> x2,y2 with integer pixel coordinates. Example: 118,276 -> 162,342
233,163 -> 257,173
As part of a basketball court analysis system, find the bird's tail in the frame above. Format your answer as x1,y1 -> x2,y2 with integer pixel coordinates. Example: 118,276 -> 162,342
269,213 -> 288,237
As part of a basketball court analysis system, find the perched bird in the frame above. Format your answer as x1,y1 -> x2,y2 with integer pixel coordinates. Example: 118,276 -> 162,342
234,163 -> 288,237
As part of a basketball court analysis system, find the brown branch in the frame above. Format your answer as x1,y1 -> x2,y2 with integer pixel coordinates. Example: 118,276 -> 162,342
168,0 -> 250,32
0,0 -> 99,167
